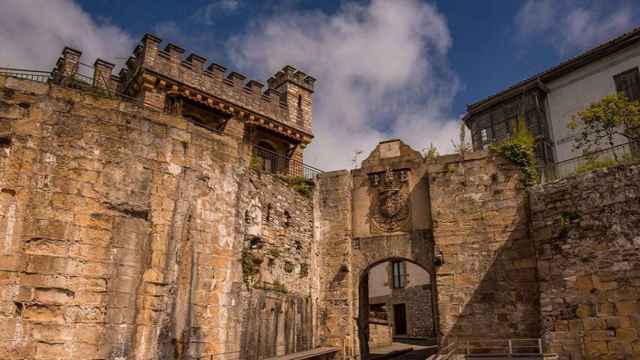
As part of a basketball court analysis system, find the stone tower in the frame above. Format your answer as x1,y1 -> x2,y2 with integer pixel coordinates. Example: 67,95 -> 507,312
267,65 -> 315,133
266,66 -> 316,173
51,33 -> 317,177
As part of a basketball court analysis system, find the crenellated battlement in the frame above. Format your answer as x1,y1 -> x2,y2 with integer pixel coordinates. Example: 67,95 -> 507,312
267,65 -> 316,92
125,33 -> 314,139
50,33 -> 315,146
48,32 -> 315,176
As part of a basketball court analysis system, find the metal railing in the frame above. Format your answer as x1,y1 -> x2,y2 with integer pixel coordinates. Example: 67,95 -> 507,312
1,67 -> 323,179
464,338 -> 542,358
545,140 -> 639,181
0,67 -> 52,83
252,144 -> 322,180
0,66 -> 165,112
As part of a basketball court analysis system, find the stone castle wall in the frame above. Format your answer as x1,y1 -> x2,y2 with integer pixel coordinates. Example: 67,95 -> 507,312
2,73 -> 640,360
0,76 -> 316,360
315,170 -> 357,358
530,164 -> 640,359
428,152 -> 541,342
238,172 -> 318,359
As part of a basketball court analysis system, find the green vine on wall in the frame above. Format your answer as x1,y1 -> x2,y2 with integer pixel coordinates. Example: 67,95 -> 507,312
241,249 -> 261,287
489,117 -> 539,187
275,174 -> 314,198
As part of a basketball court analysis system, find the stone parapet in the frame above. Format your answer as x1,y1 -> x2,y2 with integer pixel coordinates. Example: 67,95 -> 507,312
132,33 -> 313,138
267,65 -> 316,92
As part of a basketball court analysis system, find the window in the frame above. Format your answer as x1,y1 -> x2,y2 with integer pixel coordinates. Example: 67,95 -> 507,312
614,68 -> 640,101
296,94 -> 304,126
479,128 -> 492,149
255,142 -> 277,173
370,303 -> 387,320
392,261 -> 405,289
181,99 -> 229,132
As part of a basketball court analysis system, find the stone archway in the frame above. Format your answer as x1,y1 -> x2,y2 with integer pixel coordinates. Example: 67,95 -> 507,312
315,140 -> 439,359
349,140 -> 437,359
357,257 -> 437,359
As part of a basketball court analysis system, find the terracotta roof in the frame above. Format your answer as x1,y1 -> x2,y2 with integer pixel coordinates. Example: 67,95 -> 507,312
465,26 -> 640,122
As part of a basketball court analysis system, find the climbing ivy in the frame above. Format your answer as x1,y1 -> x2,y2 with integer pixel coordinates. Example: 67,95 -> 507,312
489,117 -> 539,187
241,249 -> 261,286
275,174 -> 314,198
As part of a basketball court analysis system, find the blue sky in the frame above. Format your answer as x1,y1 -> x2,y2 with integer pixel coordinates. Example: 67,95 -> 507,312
2,0 -> 638,169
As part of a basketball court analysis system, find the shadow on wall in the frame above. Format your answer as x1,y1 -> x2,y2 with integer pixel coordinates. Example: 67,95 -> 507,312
430,154 -> 541,345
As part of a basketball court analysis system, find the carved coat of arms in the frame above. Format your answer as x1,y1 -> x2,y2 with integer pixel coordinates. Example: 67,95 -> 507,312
369,168 -> 410,233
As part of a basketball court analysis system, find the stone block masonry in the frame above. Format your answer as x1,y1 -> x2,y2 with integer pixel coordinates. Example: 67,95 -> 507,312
314,170 -> 356,358
530,163 -> 640,360
237,171 -> 318,359
0,75 -> 317,360
428,152 -> 540,342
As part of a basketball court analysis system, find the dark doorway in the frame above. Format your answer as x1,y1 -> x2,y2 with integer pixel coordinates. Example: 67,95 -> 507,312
393,304 -> 407,335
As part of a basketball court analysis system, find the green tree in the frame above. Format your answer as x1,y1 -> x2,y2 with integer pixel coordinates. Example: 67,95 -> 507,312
569,92 -> 640,154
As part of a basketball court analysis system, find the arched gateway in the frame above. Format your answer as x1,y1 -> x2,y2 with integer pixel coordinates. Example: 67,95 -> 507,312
315,140 -> 439,359
359,258 -> 436,358
315,139 -> 537,359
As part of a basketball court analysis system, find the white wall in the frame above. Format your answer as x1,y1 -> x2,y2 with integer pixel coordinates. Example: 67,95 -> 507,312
368,261 -> 429,298
368,262 -> 390,298
546,42 -> 640,162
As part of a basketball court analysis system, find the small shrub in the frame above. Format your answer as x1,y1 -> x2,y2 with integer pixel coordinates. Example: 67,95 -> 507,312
575,153 -> 634,174
250,155 -> 262,170
267,248 -> 281,258
241,249 -> 262,286
559,211 -> 581,238
423,142 -> 439,161
276,174 -> 314,198
489,117 -> 539,187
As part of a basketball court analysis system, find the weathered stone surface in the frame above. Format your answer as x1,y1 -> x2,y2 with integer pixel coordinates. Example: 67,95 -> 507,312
368,319 -> 392,349
0,76 -> 315,360
429,153 -> 540,343
530,164 -> 640,360
316,140 -> 436,359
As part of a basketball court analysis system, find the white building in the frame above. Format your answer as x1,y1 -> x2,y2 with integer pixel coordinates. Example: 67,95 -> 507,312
464,26 -> 640,176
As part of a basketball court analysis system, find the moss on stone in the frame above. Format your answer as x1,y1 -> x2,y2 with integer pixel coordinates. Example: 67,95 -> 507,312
241,249 -> 261,286
275,174 -> 314,198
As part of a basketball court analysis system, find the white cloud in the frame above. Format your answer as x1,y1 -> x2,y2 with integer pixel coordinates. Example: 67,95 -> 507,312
0,0 -> 463,171
192,0 -> 242,25
515,0 -> 635,54
0,0 -> 134,71
230,0 -> 461,170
